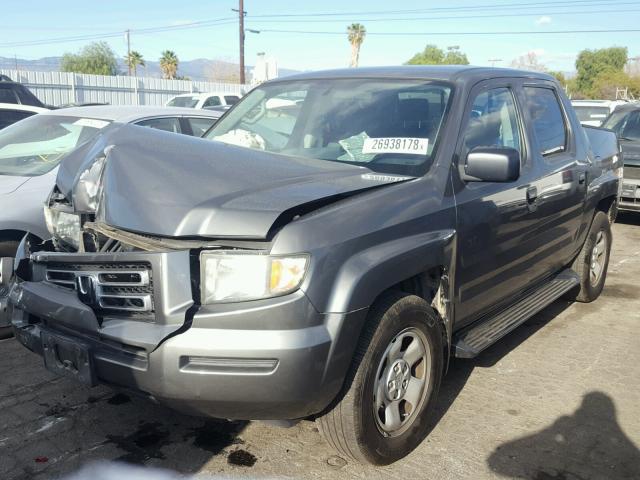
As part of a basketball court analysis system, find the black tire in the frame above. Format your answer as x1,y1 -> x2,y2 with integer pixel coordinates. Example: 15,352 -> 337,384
0,326 -> 12,340
0,240 -> 19,258
570,211 -> 612,303
317,292 -> 444,465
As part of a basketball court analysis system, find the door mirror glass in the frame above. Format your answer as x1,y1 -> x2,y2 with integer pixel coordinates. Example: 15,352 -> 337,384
464,146 -> 521,182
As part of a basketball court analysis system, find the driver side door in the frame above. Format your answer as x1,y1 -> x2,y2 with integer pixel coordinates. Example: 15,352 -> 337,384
453,81 -> 547,328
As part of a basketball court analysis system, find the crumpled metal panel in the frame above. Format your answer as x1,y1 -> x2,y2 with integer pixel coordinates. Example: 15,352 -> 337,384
56,124 -> 412,239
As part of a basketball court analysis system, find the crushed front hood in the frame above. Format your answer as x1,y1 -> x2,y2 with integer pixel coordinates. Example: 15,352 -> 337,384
59,124 -> 412,239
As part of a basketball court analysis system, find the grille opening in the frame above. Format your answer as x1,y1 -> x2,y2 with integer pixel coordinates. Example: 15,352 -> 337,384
100,297 -> 145,309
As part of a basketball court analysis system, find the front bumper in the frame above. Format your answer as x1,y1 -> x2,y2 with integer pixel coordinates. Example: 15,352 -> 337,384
619,178 -> 640,212
10,246 -> 366,420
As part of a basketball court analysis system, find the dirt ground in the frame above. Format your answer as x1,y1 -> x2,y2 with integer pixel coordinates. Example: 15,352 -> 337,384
1,214 -> 639,480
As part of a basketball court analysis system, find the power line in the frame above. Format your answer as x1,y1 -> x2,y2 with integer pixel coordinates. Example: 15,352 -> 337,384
246,7 -> 640,24
0,18 -> 238,48
246,0 -> 638,17
254,28 -> 640,36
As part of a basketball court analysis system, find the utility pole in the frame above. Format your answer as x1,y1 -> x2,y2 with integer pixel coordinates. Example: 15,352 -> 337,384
238,0 -> 245,84
125,29 -> 131,75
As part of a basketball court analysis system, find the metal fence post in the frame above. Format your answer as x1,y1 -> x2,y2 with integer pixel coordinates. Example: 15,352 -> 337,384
70,74 -> 76,104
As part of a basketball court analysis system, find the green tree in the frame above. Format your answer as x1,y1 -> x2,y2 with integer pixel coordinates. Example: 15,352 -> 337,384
443,46 -> 469,65
575,47 -> 628,95
159,50 -> 179,79
347,23 -> 366,67
405,44 -> 469,65
125,50 -> 145,76
61,41 -> 118,75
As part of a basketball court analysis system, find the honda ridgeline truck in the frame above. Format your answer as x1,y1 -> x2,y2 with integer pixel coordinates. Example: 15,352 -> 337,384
5,67 -> 620,465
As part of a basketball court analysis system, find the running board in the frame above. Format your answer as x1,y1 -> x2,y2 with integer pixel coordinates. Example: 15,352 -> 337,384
453,269 -> 580,358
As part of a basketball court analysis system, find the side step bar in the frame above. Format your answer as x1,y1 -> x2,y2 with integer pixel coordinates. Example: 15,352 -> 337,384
453,269 -> 579,358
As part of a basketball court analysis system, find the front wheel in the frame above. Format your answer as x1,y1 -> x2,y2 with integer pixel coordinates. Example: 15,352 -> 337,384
570,211 -> 612,303
317,292 -> 443,465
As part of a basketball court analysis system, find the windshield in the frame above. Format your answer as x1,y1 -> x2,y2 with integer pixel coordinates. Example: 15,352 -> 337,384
0,115 -> 110,176
205,79 -> 452,175
573,106 -> 610,124
167,96 -> 199,108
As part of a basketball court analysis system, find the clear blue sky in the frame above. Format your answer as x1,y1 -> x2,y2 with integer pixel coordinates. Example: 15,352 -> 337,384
1,0 -> 639,72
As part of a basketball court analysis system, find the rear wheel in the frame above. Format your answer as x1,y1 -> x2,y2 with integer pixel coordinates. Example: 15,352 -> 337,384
317,292 -> 443,465
570,211 -> 612,303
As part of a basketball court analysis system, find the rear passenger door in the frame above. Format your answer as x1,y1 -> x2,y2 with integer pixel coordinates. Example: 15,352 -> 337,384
454,81 -> 548,327
520,83 -> 588,274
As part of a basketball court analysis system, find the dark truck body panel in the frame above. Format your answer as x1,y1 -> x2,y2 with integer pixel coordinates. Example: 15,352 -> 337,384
8,66 -> 619,422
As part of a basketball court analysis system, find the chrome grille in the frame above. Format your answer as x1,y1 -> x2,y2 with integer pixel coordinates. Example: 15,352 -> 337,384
44,263 -> 154,314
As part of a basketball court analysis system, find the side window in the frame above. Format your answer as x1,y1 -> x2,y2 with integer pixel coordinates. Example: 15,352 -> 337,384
135,117 -> 181,133
463,87 -> 522,156
203,96 -> 222,108
523,87 -> 567,156
0,110 -> 36,129
186,117 -> 217,137
621,111 -> 640,141
224,95 -> 240,105
0,87 -> 19,104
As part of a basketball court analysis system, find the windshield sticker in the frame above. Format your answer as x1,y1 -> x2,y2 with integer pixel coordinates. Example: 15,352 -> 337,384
73,118 -> 110,129
362,137 -> 429,155
338,131 -> 376,162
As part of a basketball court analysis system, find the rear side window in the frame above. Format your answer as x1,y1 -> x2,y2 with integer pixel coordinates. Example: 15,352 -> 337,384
187,117 -> 217,137
0,109 -> 36,129
524,87 -> 567,156
135,117 -> 181,133
224,95 -> 240,105
203,96 -> 222,108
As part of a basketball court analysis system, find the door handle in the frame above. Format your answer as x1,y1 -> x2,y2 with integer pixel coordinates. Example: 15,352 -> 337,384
526,186 -> 538,212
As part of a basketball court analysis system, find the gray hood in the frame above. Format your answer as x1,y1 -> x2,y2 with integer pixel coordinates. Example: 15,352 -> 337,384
58,124 -> 412,239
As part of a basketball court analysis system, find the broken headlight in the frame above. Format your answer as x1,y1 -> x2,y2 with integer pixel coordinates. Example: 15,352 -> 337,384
200,251 -> 308,304
44,206 -> 81,250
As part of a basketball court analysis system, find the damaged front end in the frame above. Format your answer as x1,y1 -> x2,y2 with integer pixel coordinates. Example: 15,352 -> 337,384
7,125 -> 390,419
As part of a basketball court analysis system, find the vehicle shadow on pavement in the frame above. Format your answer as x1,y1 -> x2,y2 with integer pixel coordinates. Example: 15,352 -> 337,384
615,212 -> 640,227
428,300 -> 574,436
486,391 -> 640,479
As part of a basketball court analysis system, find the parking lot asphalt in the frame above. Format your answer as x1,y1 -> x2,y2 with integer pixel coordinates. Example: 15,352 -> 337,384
1,214 -> 639,480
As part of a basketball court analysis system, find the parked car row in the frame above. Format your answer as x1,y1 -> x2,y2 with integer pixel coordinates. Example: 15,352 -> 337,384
0,66 -> 622,465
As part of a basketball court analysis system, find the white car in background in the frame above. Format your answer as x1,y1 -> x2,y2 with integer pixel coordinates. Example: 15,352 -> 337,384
571,99 -> 628,127
0,103 -> 49,130
166,92 -> 242,110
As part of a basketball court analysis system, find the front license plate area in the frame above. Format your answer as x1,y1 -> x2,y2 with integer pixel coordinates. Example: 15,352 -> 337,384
42,332 -> 96,386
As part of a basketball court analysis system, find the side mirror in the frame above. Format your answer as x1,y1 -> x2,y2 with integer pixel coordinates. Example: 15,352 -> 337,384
463,147 -> 521,182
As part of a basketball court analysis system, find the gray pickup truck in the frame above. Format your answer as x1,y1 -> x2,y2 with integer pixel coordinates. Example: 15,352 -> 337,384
4,67 -> 620,465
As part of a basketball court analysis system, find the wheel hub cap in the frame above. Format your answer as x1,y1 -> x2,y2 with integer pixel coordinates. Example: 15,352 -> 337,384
385,359 -> 411,401
373,327 -> 432,437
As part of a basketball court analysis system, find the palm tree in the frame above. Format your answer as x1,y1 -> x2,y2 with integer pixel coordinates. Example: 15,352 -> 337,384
347,23 -> 366,68
159,50 -> 179,79
125,50 -> 145,76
